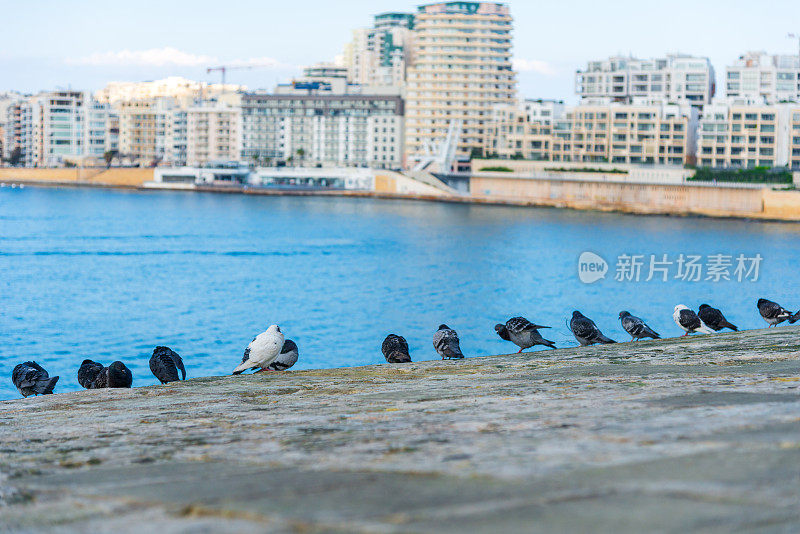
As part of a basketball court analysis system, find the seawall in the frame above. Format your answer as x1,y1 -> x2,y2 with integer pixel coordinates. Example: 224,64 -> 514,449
1,327 -> 799,532
3,167 -> 800,221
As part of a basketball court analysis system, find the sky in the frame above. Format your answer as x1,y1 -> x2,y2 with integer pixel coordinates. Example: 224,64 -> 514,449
2,0 -> 800,103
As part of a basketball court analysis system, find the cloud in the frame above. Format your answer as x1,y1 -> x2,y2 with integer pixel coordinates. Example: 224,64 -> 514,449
513,58 -> 557,77
69,47 -> 217,67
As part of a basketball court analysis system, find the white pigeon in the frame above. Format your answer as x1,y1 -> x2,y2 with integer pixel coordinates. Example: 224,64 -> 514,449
232,325 -> 285,374
673,305 -> 714,336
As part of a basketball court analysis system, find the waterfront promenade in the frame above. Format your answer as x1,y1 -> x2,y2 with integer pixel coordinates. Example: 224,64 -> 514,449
2,327 -> 799,532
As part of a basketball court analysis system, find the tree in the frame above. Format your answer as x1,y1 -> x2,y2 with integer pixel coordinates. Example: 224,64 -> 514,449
103,150 -> 118,168
296,148 -> 305,165
8,147 -> 23,167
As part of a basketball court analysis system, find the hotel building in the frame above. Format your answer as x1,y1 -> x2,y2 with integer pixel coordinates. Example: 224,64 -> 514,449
575,55 -> 715,106
404,2 -> 517,168
240,70 -> 404,169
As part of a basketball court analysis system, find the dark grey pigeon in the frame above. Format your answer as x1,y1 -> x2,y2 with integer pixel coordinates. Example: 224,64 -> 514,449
569,311 -> 616,346
92,361 -> 133,388
494,317 -> 556,352
77,359 -> 105,389
792,310 -> 800,325
757,298 -> 794,327
433,324 -> 464,360
12,361 -> 58,398
618,311 -> 660,340
697,304 -> 738,332
382,334 -> 411,363
266,339 -> 299,371
149,346 -> 186,384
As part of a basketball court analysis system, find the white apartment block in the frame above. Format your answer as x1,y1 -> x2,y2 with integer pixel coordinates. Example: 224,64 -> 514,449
4,91 -> 103,167
725,51 -> 800,104
405,2 -> 517,168
575,55 -> 715,106
343,12 -> 415,88
241,85 -> 404,170
485,102 -> 697,166
696,99 -> 800,169
186,102 -> 242,167
521,99 -> 565,125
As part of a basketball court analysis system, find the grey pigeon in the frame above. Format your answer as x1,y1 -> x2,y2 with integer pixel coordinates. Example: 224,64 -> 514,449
618,311 -> 660,341
673,305 -> 713,336
77,359 -> 105,389
80,360 -> 132,389
382,334 -> 411,363
757,298 -> 795,327
697,304 -> 738,331
569,311 -> 616,346
12,361 -> 58,398
149,346 -> 186,384
433,324 -> 464,359
266,339 -> 299,371
495,317 -> 556,352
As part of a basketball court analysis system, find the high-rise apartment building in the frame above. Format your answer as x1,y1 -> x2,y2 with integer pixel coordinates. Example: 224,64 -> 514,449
117,98 -> 183,165
186,101 -> 242,167
343,12 -> 415,88
724,51 -> 800,104
575,55 -> 715,106
405,2 -> 517,169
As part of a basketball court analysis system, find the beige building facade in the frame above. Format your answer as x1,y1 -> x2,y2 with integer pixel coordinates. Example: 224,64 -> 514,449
404,2 -> 517,168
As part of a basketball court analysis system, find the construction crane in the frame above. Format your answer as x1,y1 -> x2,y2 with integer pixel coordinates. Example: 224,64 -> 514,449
206,64 -> 274,86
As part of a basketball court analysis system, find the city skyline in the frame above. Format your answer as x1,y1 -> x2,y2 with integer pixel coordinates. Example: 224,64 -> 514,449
2,1 -> 800,101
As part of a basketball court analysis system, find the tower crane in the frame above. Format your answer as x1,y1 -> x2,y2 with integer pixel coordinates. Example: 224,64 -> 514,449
206,63 -> 275,86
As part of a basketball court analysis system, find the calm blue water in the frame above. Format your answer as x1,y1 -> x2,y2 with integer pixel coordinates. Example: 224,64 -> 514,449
2,185 -> 800,400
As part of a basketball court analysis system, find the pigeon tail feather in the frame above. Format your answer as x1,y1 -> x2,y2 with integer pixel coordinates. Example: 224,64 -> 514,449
34,375 -> 59,395
232,360 -> 258,375
597,335 -> 616,344
789,311 -> 800,324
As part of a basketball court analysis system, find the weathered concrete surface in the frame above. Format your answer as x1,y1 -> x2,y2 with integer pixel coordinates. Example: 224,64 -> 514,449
1,327 -> 800,533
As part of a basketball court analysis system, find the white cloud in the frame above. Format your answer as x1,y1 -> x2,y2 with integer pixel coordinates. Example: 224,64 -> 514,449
69,47 -> 217,67
513,58 -> 557,77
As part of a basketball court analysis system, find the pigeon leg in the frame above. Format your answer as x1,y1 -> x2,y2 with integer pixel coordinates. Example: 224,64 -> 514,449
517,348 -> 523,353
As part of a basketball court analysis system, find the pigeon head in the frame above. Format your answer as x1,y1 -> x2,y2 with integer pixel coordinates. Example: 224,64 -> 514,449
571,311 -> 585,319
494,324 -> 510,340
757,298 -> 768,307
267,324 -> 282,335
437,324 -> 450,331
674,304 -> 689,312
618,311 -> 631,319
698,304 -> 710,311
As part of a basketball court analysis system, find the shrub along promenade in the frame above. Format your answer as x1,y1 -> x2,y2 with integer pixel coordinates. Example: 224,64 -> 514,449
1,327 -> 799,532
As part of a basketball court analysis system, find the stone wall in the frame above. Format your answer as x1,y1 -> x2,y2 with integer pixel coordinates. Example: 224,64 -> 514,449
0,167 -> 153,186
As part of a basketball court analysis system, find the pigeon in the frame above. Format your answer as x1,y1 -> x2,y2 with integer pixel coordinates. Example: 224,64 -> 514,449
266,339 -> 299,371
12,361 -> 59,398
697,304 -> 738,332
78,360 -> 132,388
494,317 -> 556,352
569,311 -> 616,346
233,325 -> 285,374
77,359 -> 105,389
149,346 -> 186,384
433,324 -> 464,360
673,305 -> 714,336
757,298 -> 796,327
618,311 -> 660,340
381,334 -> 412,363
